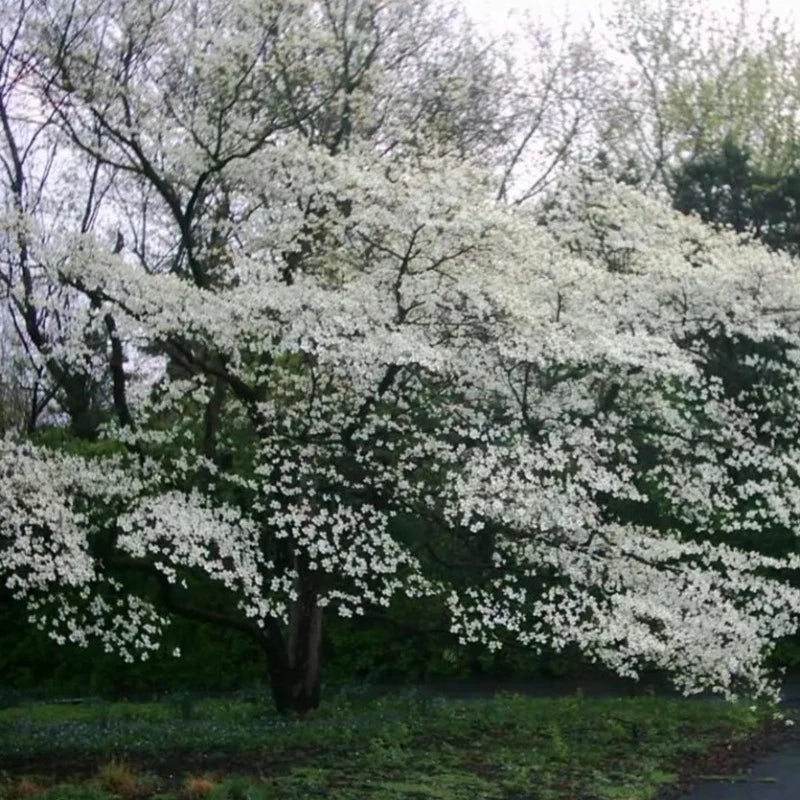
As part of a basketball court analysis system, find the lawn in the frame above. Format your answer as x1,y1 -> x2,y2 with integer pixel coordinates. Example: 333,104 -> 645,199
0,688 -> 781,800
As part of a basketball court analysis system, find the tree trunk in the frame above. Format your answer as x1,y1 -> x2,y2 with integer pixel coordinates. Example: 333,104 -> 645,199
263,568 -> 323,714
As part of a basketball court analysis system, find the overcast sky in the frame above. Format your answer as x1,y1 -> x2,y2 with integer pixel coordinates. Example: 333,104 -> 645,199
461,0 -> 798,36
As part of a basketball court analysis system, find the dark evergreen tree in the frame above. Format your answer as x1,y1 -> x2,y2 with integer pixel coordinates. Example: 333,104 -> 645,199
672,137 -> 800,257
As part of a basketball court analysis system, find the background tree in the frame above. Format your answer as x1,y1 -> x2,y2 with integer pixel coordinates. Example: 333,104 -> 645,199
672,136 -> 800,257
0,0 -> 129,437
598,0 -> 800,189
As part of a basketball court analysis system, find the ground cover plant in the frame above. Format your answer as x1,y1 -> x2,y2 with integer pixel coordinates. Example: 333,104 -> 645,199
0,691 -> 779,800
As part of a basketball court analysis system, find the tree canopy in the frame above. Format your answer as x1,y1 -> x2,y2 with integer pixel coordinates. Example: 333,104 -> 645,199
3,0 -> 800,712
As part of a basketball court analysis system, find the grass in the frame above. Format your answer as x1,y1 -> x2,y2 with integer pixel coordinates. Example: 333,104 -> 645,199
0,688 -> 780,800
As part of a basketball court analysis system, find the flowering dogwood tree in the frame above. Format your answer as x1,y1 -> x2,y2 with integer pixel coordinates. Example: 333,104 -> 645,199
3,0 -> 800,712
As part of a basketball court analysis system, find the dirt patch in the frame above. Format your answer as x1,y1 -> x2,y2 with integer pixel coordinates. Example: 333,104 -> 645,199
0,747 -> 326,790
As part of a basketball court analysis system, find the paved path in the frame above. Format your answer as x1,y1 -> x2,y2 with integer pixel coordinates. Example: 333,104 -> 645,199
678,683 -> 800,799
680,740 -> 800,799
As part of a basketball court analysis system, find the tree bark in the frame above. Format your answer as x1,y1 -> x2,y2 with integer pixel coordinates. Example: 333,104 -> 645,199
263,566 -> 323,714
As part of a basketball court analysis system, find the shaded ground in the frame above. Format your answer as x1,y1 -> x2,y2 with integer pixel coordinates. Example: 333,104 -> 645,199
4,726 -> 798,797
0,690 -> 784,800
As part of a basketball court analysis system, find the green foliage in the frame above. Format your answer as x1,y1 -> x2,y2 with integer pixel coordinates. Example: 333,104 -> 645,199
0,601 -> 265,699
672,136 -> 800,256
29,427 -> 125,458
44,789 -> 108,800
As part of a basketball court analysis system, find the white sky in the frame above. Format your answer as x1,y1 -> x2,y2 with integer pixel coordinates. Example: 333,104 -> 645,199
462,0 -> 798,36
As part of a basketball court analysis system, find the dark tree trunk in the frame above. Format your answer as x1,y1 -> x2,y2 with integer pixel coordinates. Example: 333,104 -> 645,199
62,372 -> 101,439
263,566 -> 323,714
